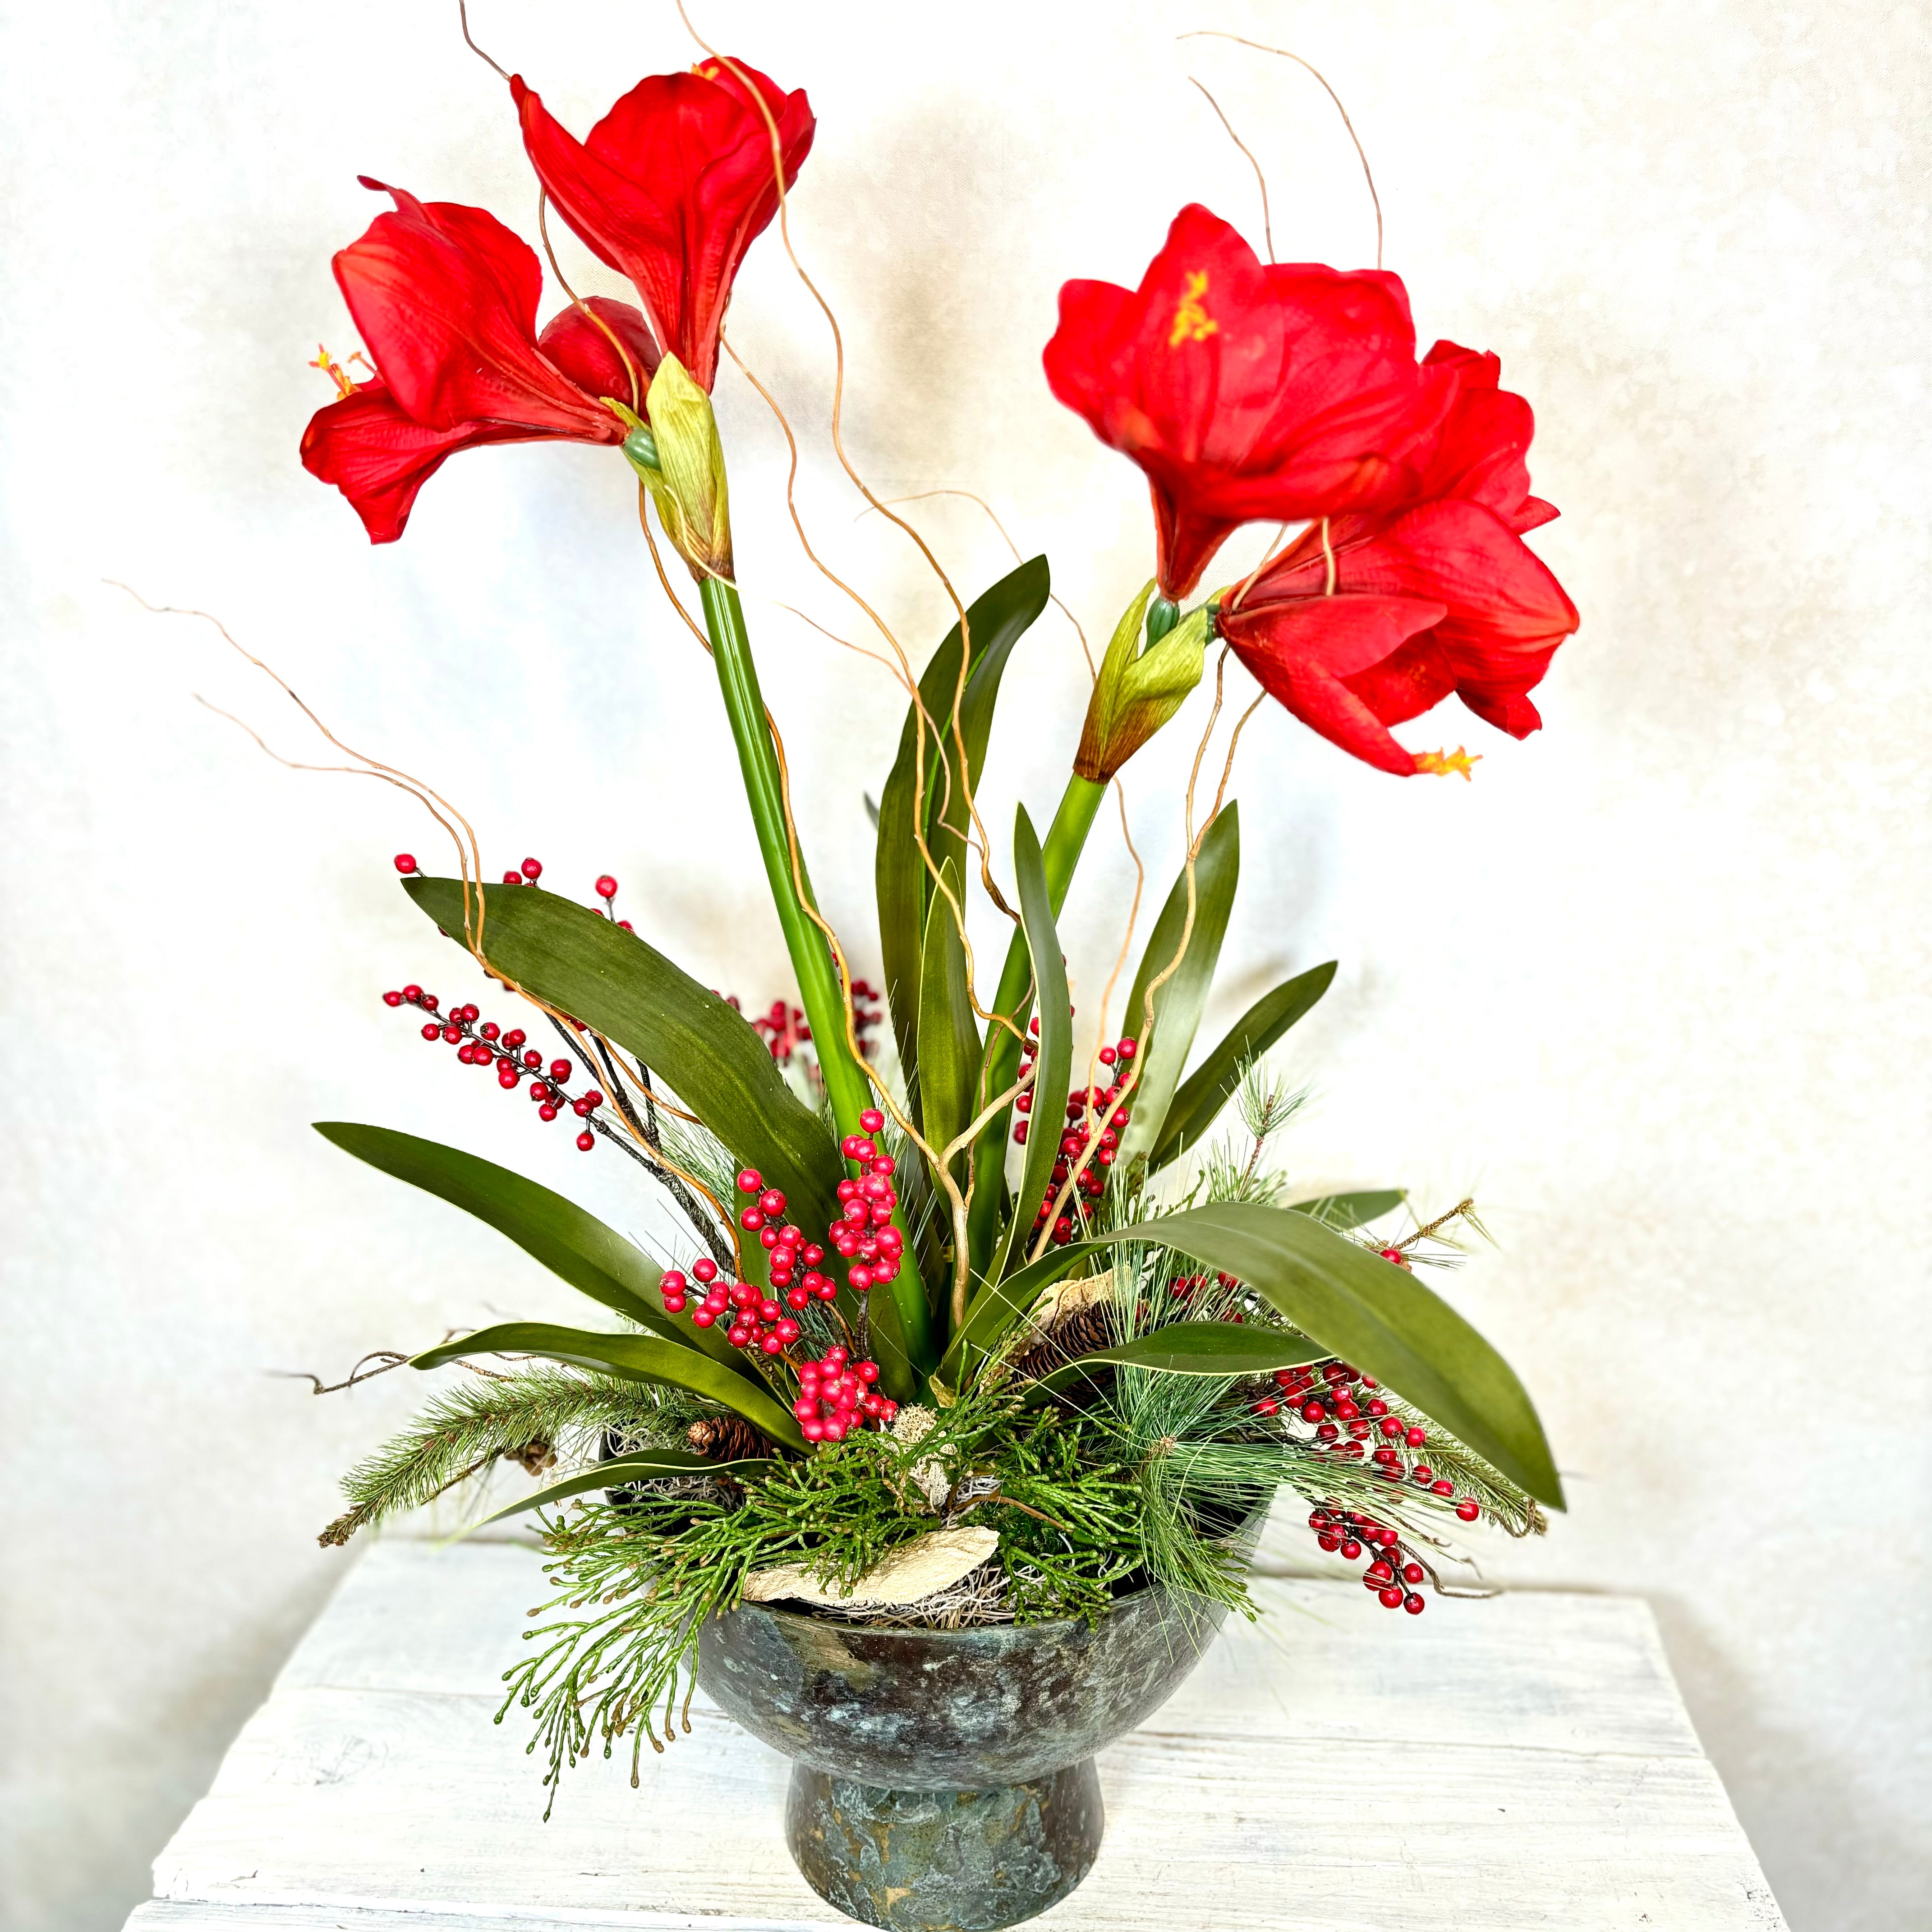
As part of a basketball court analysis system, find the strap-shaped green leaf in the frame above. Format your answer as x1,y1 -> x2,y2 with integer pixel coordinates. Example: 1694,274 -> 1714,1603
1289,1189 -> 1407,1231
950,1202 -> 1561,1506
1115,806 -> 1241,1168
915,889 -> 983,1168
991,805 -> 1072,1281
1149,961 -> 1338,1172
404,879 -> 838,1235
926,559 -> 1050,902
875,557 -> 1049,1086
314,1122 -> 739,1373
477,1448 -> 773,1526
410,1322 -> 808,1452
1022,1320 -> 1328,1402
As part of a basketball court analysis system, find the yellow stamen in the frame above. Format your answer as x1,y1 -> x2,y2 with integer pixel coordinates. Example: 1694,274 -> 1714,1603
1168,271 -> 1219,348
308,344 -> 360,400
1414,747 -> 1481,780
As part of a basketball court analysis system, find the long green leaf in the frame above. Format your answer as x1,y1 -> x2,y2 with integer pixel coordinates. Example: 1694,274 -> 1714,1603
950,1203 -> 1561,1506
1290,1190 -> 1407,1231
404,879 -> 839,1236
914,889 -> 983,1167
410,1322 -> 809,1452
875,557 -> 1050,1086
1023,1320 -> 1328,1402
477,1448 -> 773,1525
992,805 -> 1072,1282
926,560 -> 1050,902
1115,806 -> 1241,1168
314,1122 -> 740,1373
1149,961 -> 1338,1171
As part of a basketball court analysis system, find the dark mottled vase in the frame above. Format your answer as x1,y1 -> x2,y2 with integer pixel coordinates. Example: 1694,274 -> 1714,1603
696,1544 -> 1251,1932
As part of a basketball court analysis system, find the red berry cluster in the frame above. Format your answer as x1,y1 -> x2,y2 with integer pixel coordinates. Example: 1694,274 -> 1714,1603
1015,1031 -> 1138,1245
1256,1357 -> 1485,1519
740,980 -> 880,1072
823,1106 -> 907,1290
748,999 -> 813,1062
381,984 -> 606,1152
655,1107 -> 903,1355
1303,1507 -> 1431,1615
1170,1269 -> 1242,1301
660,1250 -> 812,1352
791,1347 -> 897,1442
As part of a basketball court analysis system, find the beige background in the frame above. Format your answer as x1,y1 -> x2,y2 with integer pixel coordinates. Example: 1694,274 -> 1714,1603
3,3 -> 1926,1927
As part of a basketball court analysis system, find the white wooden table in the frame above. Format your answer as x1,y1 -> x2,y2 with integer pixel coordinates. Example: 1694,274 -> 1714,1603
124,1540 -> 1786,1931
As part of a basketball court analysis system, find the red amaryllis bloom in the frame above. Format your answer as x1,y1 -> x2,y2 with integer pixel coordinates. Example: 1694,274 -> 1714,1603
512,57 -> 814,394
301,182 -> 658,543
1215,341 -> 1577,776
1043,203 -> 1457,601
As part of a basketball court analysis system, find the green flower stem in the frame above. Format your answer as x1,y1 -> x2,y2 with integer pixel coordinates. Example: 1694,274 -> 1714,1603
964,772 -> 1108,1278
696,577 -> 932,1383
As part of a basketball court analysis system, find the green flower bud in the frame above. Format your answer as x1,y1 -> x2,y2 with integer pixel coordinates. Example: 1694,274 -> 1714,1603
630,355 -> 732,582
1073,581 -> 1210,782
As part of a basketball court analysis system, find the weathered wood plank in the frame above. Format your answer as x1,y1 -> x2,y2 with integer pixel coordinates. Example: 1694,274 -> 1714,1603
133,1541 -> 1786,1932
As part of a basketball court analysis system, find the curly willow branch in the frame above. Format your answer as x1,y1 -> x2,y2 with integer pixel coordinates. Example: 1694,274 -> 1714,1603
123,584 -> 740,1270
866,489 -> 1097,683
1188,77 -> 1274,262
1178,32 -> 1383,268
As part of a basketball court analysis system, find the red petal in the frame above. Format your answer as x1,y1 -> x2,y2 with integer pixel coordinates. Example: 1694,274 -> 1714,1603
1222,593 -> 1446,776
299,381 -> 535,543
332,184 -> 615,440
1220,591 -> 1446,680
512,61 -> 813,392
1414,338 -> 1553,530
1340,631 -> 1461,725
537,297 -> 661,413
1238,500 -> 1576,739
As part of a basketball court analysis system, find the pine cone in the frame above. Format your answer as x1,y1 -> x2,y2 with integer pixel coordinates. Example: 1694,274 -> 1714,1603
687,1415 -> 769,1463
1007,1302 -> 1116,1385
501,1438 -> 557,1476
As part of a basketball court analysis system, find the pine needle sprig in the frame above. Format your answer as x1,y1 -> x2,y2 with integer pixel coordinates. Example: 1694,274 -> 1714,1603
318,1367 -> 673,1547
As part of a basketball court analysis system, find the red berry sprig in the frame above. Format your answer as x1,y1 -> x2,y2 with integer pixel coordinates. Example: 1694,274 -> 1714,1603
380,984 -> 607,1152
1015,1030 -> 1138,1246
1304,1506 -> 1431,1614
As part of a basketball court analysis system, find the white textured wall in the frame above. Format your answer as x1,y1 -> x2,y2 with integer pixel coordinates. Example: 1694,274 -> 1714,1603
3,3 -> 1926,1927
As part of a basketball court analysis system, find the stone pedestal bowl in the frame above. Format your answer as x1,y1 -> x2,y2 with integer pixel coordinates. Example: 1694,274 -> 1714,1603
695,1545 -> 1252,1932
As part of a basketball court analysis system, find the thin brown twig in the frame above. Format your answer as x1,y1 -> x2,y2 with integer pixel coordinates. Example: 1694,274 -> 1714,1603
270,1351 -> 411,1395
1178,32 -> 1383,268
866,489 -> 1097,681
536,188 -> 645,411
455,0 -> 510,81
116,585 -> 490,953
1188,78 -> 1274,262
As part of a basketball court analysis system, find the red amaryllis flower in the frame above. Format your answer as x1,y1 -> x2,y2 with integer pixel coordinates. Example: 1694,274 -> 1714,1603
1043,203 -> 1457,601
511,57 -> 814,394
301,181 -> 658,543
1215,341 -> 1577,776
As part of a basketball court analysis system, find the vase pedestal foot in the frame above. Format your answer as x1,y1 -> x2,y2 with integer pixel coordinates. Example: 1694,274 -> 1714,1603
784,1757 -> 1104,1932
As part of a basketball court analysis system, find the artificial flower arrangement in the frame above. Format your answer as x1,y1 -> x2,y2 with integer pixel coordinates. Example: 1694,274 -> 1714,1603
298,31 -> 1576,1929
